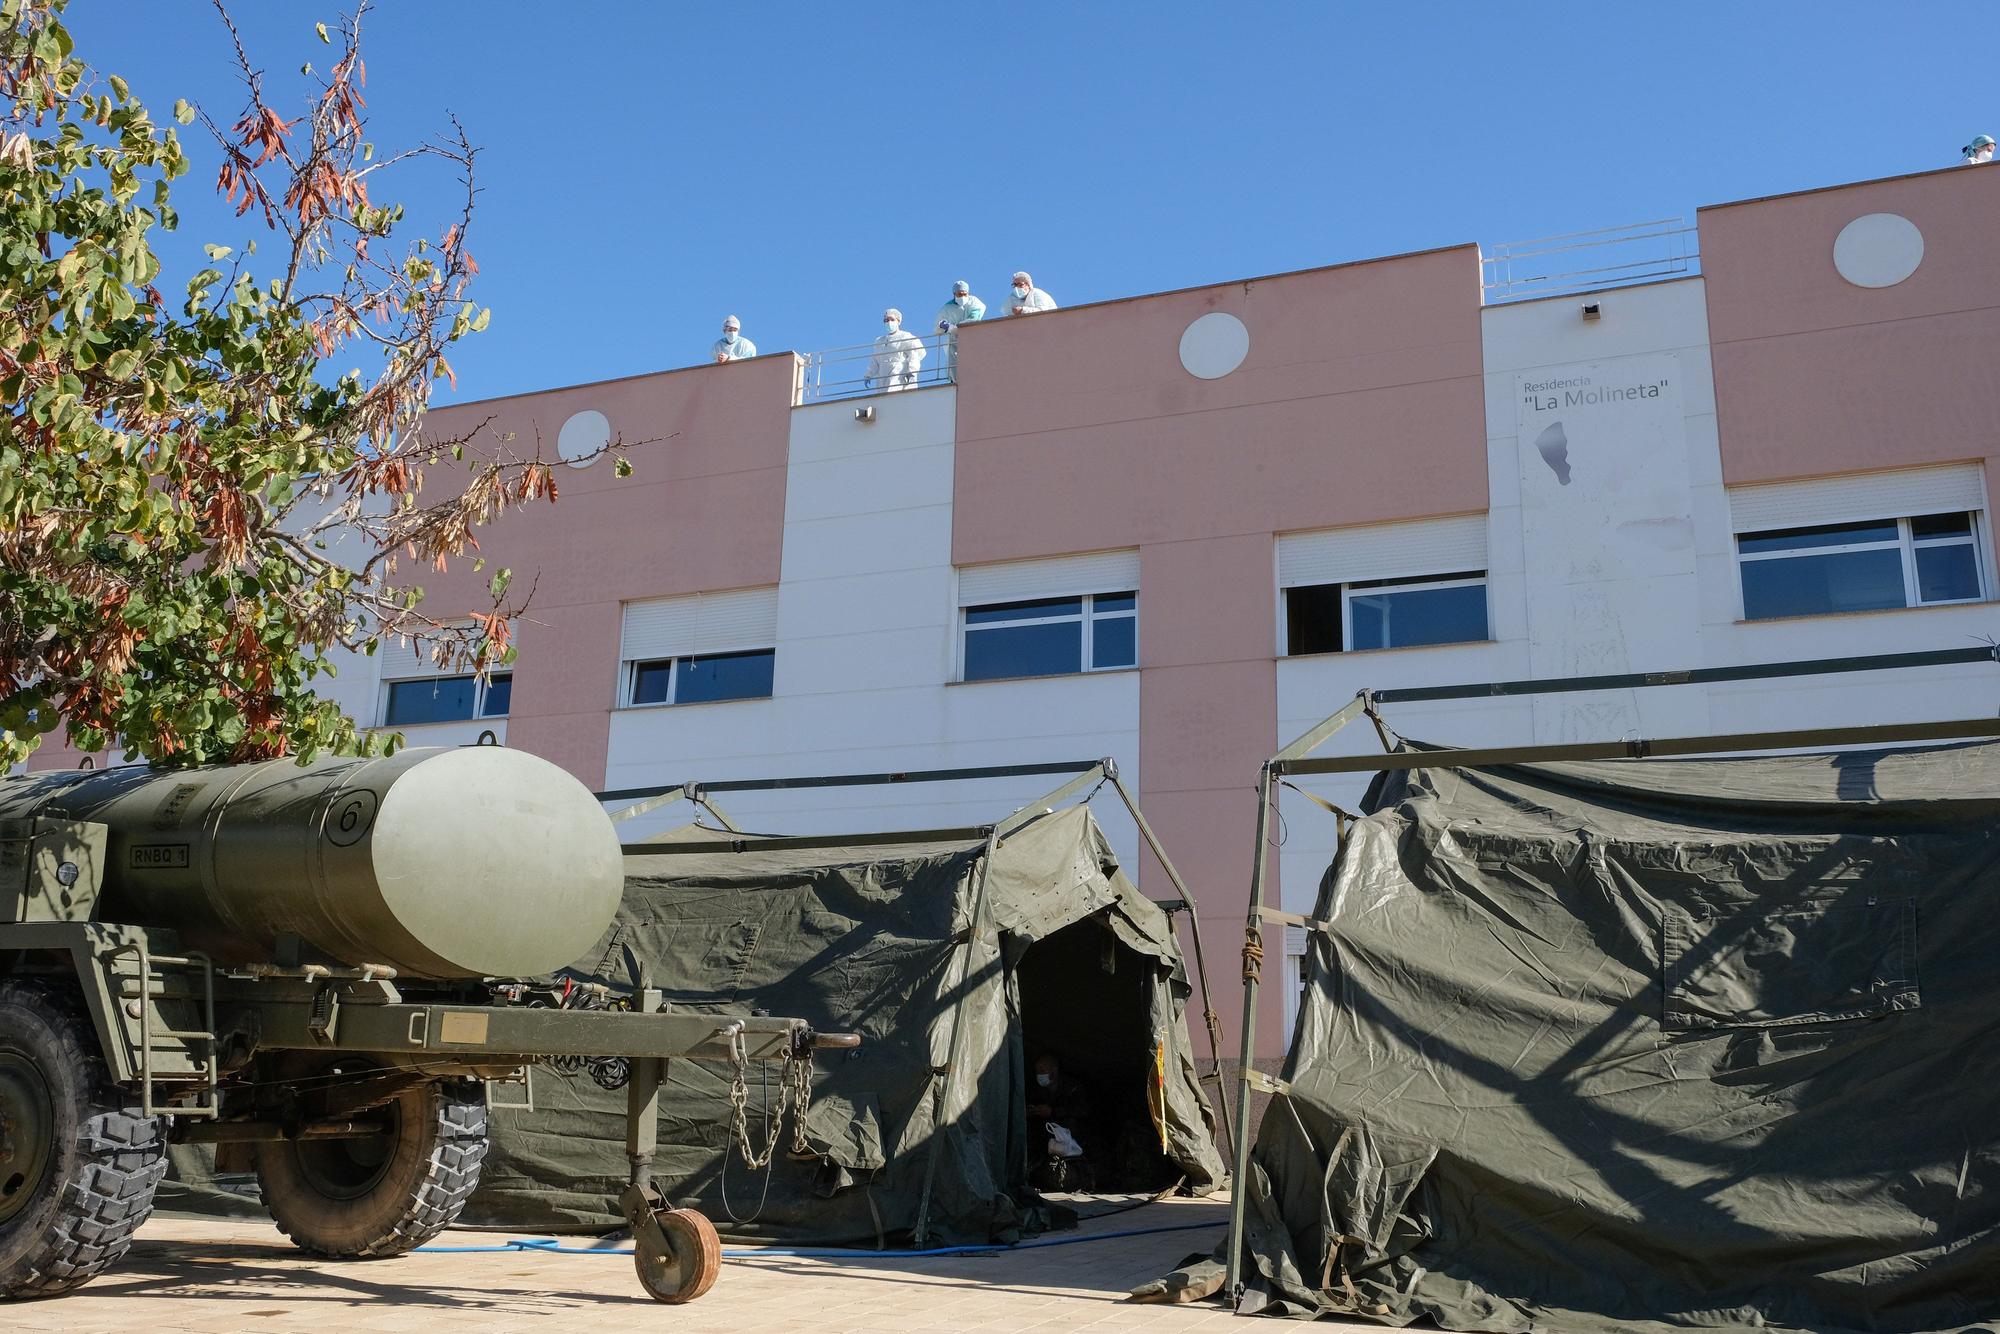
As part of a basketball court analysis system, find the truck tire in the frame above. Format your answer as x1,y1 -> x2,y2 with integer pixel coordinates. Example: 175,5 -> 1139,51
254,1064 -> 487,1259
0,979 -> 167,1299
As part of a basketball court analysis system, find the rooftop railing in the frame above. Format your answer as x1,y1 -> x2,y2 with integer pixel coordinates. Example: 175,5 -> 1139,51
798,332 -> 956,403
1480,217 -> 1699,304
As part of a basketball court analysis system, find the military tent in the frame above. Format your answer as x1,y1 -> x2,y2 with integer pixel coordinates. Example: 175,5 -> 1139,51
467,803 -> 1227,1245
1230,740 -> 2000,1332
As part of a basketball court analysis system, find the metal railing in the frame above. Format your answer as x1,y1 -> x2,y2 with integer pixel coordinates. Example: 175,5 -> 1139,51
797,332 -> 956,403
1481,216 -> 1699,303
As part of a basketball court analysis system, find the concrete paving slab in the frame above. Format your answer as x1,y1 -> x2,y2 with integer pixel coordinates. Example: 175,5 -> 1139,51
14,1196 -> 1385,1333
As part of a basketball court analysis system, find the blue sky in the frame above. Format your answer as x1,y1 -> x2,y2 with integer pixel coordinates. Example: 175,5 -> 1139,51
76,2 -> 1997,404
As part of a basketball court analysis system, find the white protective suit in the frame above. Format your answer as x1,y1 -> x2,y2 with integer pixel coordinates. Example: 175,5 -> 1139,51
1007,284 -> 1057,316
867,325 -> 926,392
711,333 -> 757,361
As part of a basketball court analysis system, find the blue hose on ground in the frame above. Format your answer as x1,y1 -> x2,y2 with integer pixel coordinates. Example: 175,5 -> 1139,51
416,1218 -> 1223,1258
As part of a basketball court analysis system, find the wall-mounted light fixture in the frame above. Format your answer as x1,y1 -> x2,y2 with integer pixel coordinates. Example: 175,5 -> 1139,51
854,405 -> 876,424
1580,302 -> 1602,322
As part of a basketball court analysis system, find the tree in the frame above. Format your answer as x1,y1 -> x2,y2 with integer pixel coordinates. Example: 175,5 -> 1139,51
0,0 -> 615,768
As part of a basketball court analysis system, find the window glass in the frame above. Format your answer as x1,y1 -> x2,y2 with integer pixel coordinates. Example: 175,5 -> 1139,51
964,596 -> 1082,626
480,673 -> 512,717
1094,591 -> 1136,613
630,660 -> 674,705
1740,548 -> 1906,620
384,676 -> 477,726
1348,583 -> 1488,651
1091,614 -> 1135,669
1916,544 -> 1981,603
1738,519 -> 1900,555
964,621 -> 1083,681
674,650 -> 776,704
1911,512 -> 1973,540
1285,585 -> 1343,655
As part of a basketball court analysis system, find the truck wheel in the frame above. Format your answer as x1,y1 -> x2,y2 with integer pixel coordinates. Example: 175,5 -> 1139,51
255,1062 -> 487,1259
0,979 -> 167,1300
635,1207 -> 722,1304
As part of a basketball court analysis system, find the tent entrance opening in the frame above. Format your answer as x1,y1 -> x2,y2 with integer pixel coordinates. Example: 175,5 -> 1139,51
1014,913 -> 1179,1196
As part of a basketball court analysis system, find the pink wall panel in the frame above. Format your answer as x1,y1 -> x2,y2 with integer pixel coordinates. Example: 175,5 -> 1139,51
1702,169 -> 2000,564
406,355 -> 798,787
951,246 -> 1489,563
950,255 -> 1489,1056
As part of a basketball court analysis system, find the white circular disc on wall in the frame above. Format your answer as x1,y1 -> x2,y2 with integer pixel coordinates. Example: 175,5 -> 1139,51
1832,213 -> 1924,289
556,409 -> 610,468
1178,311 -> 1250,380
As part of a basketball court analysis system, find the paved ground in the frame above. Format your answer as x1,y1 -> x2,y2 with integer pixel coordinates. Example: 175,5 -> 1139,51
28,1196 -> 1379,1333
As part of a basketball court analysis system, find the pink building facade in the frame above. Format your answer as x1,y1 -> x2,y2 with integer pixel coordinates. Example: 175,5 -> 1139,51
30,166 -> 2000,1059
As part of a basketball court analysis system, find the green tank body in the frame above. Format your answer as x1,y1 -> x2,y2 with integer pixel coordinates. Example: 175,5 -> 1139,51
0,746 -> 622,978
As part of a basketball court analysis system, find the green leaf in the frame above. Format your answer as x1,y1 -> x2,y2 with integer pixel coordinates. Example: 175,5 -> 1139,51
315,21 -> 330,42
108,74 -> 129,100
202,243 -> 231,261
613,456 -> 633,478
173,99 -> 195,125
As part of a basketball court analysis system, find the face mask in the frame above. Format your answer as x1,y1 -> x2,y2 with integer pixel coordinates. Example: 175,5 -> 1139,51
955,295 -> 969,306
722,332 -> 737,344
1035,1073 -> 1053,1088
884,321 -> 899,333
1012,285 -> 1029,298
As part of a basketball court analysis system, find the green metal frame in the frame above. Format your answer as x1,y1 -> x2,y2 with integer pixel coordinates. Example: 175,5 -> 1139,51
1222,644 -> 2000,1308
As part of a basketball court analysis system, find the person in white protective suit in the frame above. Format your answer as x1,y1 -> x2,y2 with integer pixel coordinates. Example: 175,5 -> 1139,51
1006,270 -> 1057,316
934,280 -> 985,380
1964,135 -> 1996,165
711,315 -> 755,363
866,309 -> 925,392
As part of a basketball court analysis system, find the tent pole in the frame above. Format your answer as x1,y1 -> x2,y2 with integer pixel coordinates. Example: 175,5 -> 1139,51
913,825 -> 1002,1248
604,786 -> 691,827
1105,771 -> 1236,1158
691,790 -> 741,832
993,763 -> 1109,840
1225,761 -> 1276,1309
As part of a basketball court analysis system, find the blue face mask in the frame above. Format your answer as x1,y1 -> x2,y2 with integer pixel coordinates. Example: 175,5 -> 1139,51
723,332 -> 737,344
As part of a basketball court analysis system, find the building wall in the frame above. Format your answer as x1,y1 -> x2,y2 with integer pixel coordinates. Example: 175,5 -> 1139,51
951,244 -> 1492,1060
379,354 -> 801,780
605,385 -> 1142,861
24,167 -> 2000,1066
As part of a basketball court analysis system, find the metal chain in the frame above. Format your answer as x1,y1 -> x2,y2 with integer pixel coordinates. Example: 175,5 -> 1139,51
726,1034 -> 818,1170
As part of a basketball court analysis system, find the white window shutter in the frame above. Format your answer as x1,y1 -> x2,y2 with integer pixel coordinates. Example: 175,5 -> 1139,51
957,550 -> 1141,606
1729,463 -> 1987,533
1277,515 -> 1488,587
621,588 -> 777,662
377,637 -> 441,681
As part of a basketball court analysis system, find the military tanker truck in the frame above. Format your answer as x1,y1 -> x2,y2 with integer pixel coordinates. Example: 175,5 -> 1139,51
0,746 -> 852,1303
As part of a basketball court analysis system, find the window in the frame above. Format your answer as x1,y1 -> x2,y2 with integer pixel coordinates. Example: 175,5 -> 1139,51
624,649 -> 774,707
1736,512 -> 1985,621
962,592 -> 1136,682
382,672 -> 511,727
1284,571 -> 1488,655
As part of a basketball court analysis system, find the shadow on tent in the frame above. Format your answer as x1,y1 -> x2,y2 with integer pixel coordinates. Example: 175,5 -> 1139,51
1215,643 -> 2000,1327
463,758 -> 1234,1250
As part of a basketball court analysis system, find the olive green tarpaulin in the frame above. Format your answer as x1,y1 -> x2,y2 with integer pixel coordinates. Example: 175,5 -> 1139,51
1235,740 -> 2000,1333
466,805 -> 1226,1244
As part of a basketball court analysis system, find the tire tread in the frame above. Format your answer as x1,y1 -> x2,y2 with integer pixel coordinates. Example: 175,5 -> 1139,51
0,979 -> 166,1300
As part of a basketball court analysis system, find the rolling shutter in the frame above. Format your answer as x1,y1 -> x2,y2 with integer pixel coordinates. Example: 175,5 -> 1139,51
620,587 -> 778,662
1277,514 -> 1488,588
1729,463 -> 1987,533
957,549 -> 1141,606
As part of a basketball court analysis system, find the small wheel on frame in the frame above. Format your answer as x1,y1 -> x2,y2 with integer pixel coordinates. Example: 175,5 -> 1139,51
633,1207 -> 721,1304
